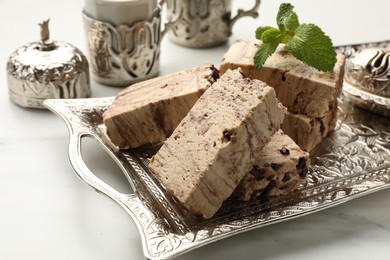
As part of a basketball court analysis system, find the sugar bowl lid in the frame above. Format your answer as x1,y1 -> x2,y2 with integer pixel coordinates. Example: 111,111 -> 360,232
343,47 -> 390,117
6,19 -> 91,109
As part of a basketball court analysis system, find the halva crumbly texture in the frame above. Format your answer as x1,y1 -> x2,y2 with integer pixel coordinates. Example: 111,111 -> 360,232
219,39 -> 345,118
234,130 -> 310,201
148,69 -> 287,219
281,103 -> 338,152
103,64 -> 219,149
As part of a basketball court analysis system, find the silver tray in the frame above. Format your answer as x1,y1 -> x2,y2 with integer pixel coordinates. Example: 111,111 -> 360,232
44,93 -> 390,260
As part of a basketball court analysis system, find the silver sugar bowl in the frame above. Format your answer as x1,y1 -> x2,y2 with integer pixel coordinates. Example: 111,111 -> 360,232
7,20 -> 91,109
344,47 -> 390,117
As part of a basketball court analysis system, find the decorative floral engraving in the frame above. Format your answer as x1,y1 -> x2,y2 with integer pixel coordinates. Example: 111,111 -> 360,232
337,40 -> 390,58
344,48 -> 390,97
337,41 -> 390,117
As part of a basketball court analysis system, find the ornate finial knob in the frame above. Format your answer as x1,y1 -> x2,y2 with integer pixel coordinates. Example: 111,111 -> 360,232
38,19 -> 55,51
39,19 -> 50,42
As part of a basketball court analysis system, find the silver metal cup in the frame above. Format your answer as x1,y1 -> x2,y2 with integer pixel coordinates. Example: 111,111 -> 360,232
83,7 -> 162,87
164,0 -> 261,48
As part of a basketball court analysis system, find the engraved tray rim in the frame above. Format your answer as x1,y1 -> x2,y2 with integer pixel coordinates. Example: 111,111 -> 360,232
43,94 -> 390,260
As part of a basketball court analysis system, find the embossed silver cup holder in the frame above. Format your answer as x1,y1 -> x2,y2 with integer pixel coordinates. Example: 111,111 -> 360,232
83,6 -> 169,87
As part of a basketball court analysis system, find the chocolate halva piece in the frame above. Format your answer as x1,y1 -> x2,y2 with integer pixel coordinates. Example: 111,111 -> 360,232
281,103 -> 338,152
219,39 -> 345,118
103,64 -> 219,149
149,69 -> 286,219
234,130 -> 310,201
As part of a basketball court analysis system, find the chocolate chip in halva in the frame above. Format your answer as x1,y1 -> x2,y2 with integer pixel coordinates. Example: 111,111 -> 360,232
280,146 -> 290,155
296,157 -> 307,170
271,163 -> 282,171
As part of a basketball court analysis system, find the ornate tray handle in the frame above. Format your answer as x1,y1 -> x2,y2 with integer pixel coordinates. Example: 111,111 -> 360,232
68,132 -> 131,204
71,132 -> 167,259
44,98 -> 162,259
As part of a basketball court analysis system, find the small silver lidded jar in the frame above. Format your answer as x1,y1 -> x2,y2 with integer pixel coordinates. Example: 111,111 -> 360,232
7,19 -> 91,109
344,47 -> 390,117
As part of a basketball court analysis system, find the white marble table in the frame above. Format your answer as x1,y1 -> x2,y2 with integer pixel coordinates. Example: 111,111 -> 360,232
1,0 -> 390,259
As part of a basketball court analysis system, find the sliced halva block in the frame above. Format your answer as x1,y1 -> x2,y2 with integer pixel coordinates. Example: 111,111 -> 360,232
103,64 -> 219,149
234,130 -> 310,201
281,103 -> 338,152
219,39 -> 345,118
149,69 -> 286,219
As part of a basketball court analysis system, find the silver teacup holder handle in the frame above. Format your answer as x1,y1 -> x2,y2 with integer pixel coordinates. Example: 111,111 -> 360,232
162,0 -> 261,48
227,0 -> 261,37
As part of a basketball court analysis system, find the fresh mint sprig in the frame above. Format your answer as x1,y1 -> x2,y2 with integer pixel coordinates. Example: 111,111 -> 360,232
254,3 -> 337,72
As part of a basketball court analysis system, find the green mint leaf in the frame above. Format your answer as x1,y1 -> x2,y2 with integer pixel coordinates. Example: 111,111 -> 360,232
261,28 -> 283,43
284,11 -> 299,31
276,3 -> 295,31
254,3 -> 337,72
287,23 -> 337,72
255,26 -> 274,40
254,40 -> 280,69
281,34 -> 292,44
